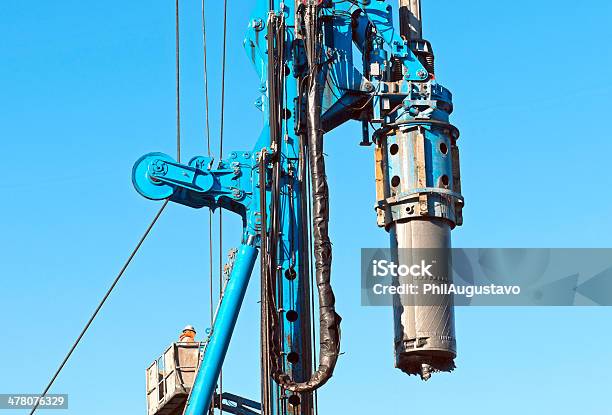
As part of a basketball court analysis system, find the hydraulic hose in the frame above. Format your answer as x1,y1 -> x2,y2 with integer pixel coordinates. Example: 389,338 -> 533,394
271,1 -> 341,393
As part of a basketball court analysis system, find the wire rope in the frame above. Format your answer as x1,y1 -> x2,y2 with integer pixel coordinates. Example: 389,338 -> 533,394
176,0 -> 182,162
29,200 -> 169,415
217,0 -> 229,412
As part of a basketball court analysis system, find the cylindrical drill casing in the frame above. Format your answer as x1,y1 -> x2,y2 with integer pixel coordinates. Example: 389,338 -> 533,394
391,219 -> 456,379
374,86 -> 463,379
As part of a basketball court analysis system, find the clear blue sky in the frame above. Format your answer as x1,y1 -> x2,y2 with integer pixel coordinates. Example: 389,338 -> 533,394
1,1 -> 612,414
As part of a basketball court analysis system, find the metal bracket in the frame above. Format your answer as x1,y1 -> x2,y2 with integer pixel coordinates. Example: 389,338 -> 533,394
132,151 -> 260,236
213,392 -> 261,415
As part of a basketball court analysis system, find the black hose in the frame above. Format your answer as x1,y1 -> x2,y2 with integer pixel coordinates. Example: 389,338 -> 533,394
272,1 -> 341,393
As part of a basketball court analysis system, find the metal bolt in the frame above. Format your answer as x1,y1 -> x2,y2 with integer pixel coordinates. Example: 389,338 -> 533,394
152,160 -> 167,175
252,18 -> 264,31
417,70 -> 428,79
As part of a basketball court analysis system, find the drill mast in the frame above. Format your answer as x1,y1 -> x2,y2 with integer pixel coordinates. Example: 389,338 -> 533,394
133,0 -> 463,413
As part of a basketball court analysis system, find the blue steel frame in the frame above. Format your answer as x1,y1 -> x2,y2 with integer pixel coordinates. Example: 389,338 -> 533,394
131,1 -> 461,414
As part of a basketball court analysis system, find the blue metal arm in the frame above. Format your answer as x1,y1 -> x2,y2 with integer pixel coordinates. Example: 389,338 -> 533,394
184,243 -> 259,415
131,0 -> 463,412
132,149 -> 264,415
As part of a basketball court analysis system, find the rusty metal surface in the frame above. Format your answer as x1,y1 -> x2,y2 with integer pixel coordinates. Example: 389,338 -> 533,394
145,342 -> 204,415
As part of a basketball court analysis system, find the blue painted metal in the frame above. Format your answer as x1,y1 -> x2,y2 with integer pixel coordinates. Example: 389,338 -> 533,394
315,1 -> 463,229
134,1 -> 313,413
258,174 -> 313,408
374,82 -> 463,228
183,243 -> 259,415
245,1 -> 314,412
132,150 -> 259,236
132,0 -> 462,413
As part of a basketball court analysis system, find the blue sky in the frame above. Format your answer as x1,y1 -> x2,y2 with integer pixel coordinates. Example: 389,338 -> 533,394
1,1 -> 612,414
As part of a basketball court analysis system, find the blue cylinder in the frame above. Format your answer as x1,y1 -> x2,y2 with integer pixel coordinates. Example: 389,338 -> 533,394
183,243 -> 259,415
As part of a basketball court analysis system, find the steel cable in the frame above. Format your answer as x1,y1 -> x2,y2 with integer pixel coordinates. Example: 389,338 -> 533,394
29,200 -> 169,415
32,0 -> 184,409
200,0 -> 214,333
176,0 -> 181,162
217,0 -> 229,412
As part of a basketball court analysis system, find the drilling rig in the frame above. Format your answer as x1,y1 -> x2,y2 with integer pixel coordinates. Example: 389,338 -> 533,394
132,0 -> 463,413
